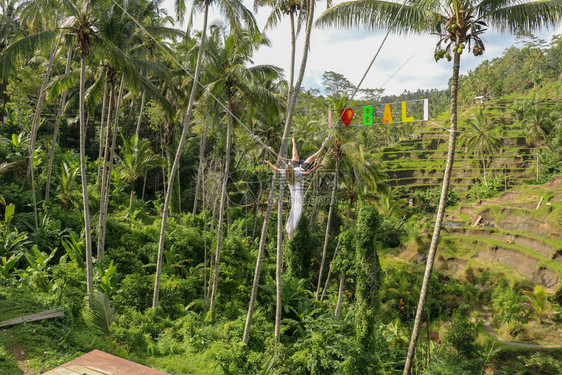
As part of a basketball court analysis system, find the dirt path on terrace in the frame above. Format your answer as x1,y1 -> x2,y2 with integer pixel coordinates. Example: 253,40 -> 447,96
7,345 -> 32,375
480,309 -> 562,349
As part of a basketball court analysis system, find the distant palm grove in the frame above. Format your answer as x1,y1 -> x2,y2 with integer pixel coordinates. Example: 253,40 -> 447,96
1,0 -> 562,374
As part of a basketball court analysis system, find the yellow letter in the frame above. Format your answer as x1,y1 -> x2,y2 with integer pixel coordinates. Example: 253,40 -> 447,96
382,103 -> 393,124
402,101 -> 414,122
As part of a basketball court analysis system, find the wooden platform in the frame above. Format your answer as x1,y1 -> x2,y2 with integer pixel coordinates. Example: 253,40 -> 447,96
43,350 -> 169,375
0,309 -> 64,328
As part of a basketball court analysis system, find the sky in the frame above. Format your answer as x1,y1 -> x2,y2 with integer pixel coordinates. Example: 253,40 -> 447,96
161,0 -> 562,96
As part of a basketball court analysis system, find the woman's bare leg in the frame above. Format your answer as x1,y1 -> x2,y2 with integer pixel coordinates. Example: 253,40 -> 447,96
292,137 -> 299,162
304,148 -> 322,164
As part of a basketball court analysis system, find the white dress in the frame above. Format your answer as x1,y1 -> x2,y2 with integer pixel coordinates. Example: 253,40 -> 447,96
280,167 -> 304,240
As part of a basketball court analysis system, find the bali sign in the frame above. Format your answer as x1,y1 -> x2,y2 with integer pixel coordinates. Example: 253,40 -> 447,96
328,98 -> 429,128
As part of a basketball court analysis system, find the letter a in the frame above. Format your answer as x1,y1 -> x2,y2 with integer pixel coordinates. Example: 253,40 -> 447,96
382,103 -> 393,124
363,106 -> 374,126
401,101 -> 414,123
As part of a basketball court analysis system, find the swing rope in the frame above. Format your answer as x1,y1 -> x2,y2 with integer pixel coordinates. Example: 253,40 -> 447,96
305,0 -> 410,160
111,0 -> 411,166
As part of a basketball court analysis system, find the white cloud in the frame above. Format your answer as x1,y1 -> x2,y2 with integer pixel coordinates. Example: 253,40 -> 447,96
161,0 -> 561,95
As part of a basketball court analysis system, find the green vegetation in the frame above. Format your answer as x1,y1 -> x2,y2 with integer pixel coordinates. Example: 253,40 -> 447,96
0,0 -> 561,374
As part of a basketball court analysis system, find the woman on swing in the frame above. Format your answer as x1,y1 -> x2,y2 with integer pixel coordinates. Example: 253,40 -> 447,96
265,138 -> 323,239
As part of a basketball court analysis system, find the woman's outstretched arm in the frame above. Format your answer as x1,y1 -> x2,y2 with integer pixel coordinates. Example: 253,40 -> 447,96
302,164 -> 323,176
264,160 -> 281,173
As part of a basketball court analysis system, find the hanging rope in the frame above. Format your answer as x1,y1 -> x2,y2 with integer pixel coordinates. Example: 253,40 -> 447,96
111,0 -> 412,166
310,0 -> 411,158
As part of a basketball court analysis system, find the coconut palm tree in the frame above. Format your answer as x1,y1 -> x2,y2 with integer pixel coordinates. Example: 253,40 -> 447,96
463,109 -> 501,183
117,135 -> 165,214
317,1 -> 562,372
151,0 -> 258,309
201,27 -> 282,312
243,0 -> 317,344
524,285 -> 551,323
60,0 -> 101,304
523,106 -> 553,182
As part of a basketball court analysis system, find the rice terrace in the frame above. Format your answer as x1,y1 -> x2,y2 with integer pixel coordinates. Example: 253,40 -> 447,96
0,0 -> 561,374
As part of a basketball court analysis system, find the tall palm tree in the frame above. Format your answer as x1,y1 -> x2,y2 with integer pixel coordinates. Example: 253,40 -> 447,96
463,109 -> 501,183
202,28 -> 281,312
95,0 -> 173,261
44,46 -> 73,201
524,106 -> 552,182
117,135 -> 165,213
60,0 -> 101,304
243,0 -> 317,344
317,0 -> 562,372
256,0 -> 307,99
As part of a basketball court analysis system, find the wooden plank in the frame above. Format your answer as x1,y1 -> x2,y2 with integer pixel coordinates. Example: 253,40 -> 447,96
0,309 -> 64,328
66,365 -> 111,374
44,350 -> 170,375
44,367 -> 84,375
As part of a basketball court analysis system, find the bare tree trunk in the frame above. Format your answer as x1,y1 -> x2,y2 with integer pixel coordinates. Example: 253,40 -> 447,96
244,0 -> 316,344
135,90 -> 146,140
152,3 -> 209,308
28,38 -> 60,229
535,147 -> 539,182
98,81 -> 115,190
97,81 -> 108,186
45,48 -> 73,201
251,189 -> 262,239
141,171 -> 147,200
288,11 -> 296,99
334,274 -> 344,319
202,179 -> 209,313
403,50 -> 461,375
97,76 -> 124,261
209,112 -> 232,312
79,54 -> 94,306
321,201 -> 352,301
316,160 -> 338,300
193,118 -> 211,215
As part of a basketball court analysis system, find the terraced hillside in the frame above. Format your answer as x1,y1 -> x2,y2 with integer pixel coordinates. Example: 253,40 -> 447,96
399,176 -> 562,291
378,116 -> 536,195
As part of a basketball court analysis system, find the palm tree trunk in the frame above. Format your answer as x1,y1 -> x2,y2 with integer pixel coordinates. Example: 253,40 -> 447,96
403,50 -> 461,375
251,189 -> 262,239
288,11 -> 296,99
141,171 -> 147,200
97,81 -> 108,186
244,0 -> 316,344
242,173 -> 278,343
28,38 -> 60,229
193,117 -> 211,215
482,155 -> 487,183
152,2 -> 209,308
335,273 -> 344,319
97,76 -> 124,261
209,111 -> 232,312
315,160 -> 338,300
202,181 -> 209,313
535,147 -> 539,182
79,54 -> 94,306
129,182 -> 135,213
98,80 -> 115,189
45,48 -> 73,202
135,90 -> 146,140
321,201 -> 352,301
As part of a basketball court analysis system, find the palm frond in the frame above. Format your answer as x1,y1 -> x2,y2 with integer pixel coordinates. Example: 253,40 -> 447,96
87,291 -> 116,337
0,30 -> 57,80
485,0 -> 562,33
315,0 -> 442,35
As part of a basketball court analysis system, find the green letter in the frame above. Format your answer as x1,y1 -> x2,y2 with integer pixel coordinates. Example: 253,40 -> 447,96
363,105 -> 374,126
